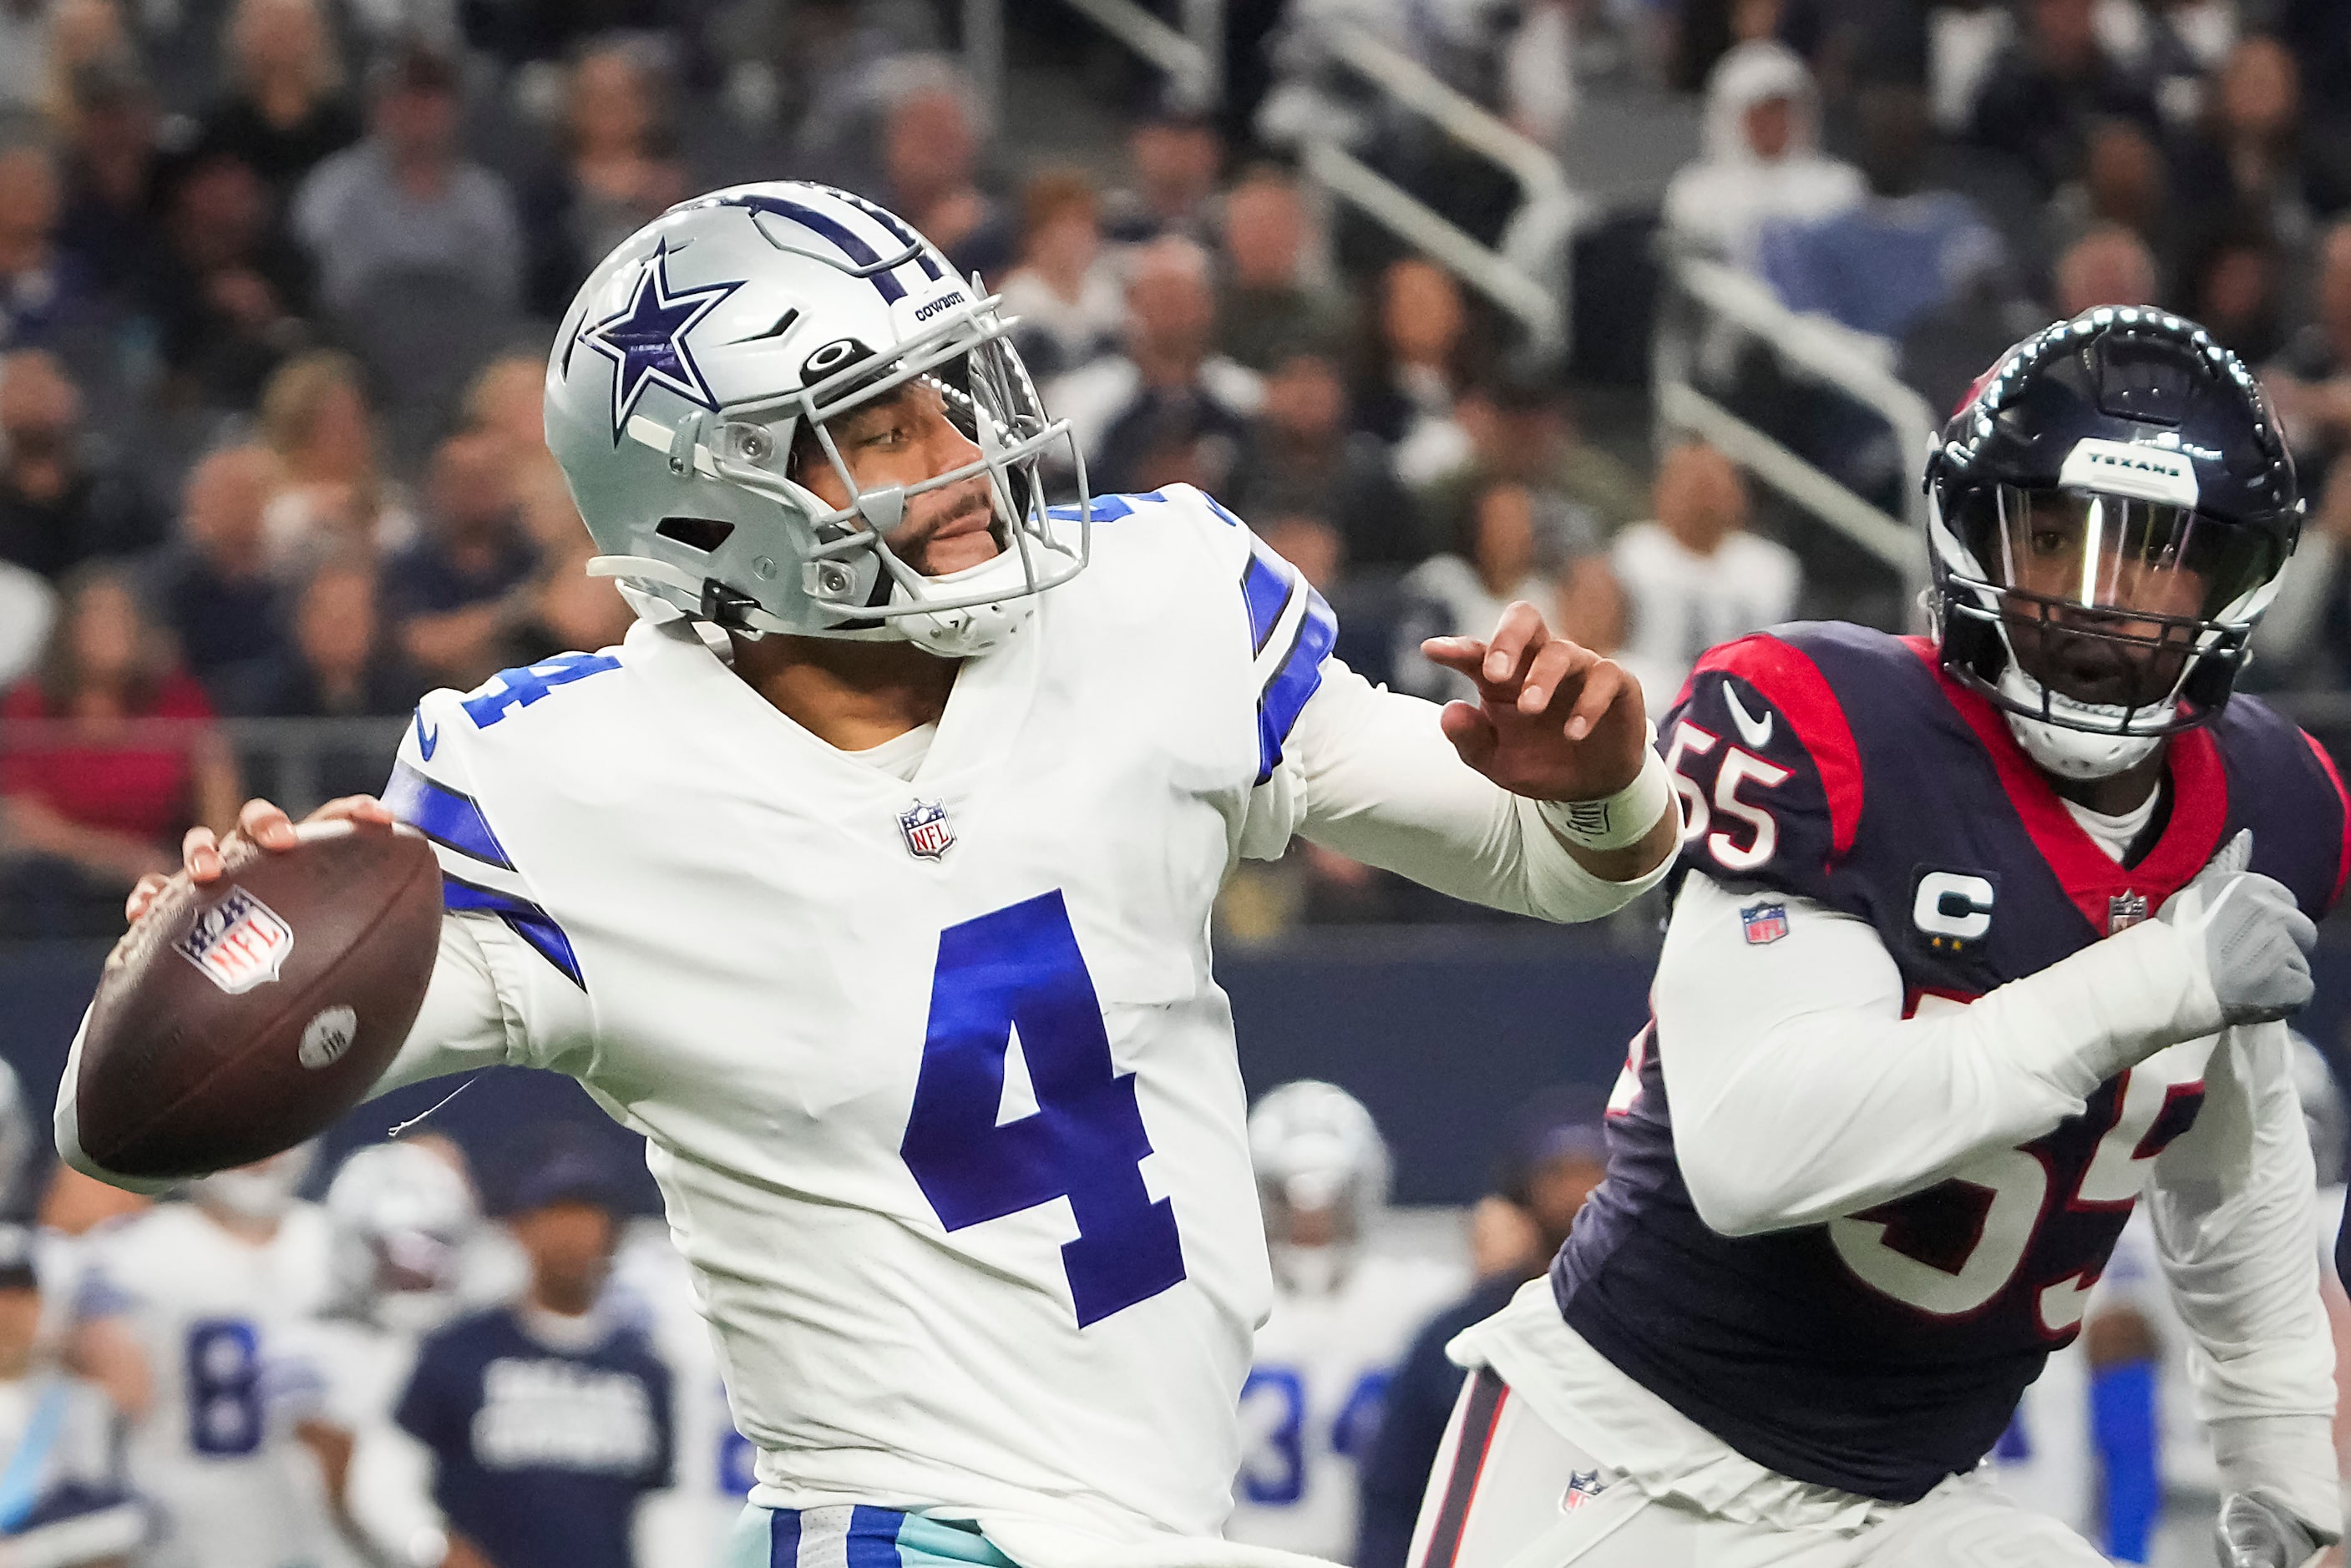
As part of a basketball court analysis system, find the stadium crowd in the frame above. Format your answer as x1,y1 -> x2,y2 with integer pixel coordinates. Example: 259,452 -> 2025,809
0,0 -> 2348,936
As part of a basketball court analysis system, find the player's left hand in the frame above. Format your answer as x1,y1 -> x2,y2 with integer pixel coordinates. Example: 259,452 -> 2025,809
2216,1490 -> 2336,1568
1423,600 -> 1649,802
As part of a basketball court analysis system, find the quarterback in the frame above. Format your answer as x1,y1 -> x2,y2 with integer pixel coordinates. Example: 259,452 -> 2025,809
1412,309 -> 2348,1568
59,183 -> 1676,1568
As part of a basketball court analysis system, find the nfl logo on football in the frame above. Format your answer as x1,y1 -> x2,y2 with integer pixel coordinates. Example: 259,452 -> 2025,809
899,801 -> 955,861
174,887 -> 295,994
1740,901 -> 1790,945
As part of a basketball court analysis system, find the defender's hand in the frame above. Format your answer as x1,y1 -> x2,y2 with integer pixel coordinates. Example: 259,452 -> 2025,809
1423,600 -> 1648,802
2216,1489 -> 2334,1567
123,796 -> 396,928
2158,830 -> 2316,1028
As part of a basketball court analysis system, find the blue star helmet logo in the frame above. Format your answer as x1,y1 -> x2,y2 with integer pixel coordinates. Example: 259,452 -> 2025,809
575,240 -> 743,443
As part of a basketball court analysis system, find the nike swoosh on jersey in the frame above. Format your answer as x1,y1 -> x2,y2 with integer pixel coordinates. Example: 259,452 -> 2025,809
1722,685 -> 1774,750
413,712 -> 439,761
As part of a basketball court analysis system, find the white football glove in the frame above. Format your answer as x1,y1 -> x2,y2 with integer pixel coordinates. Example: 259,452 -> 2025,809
2216,1489 -> 2337,1568
2160,830 -> 2316,1028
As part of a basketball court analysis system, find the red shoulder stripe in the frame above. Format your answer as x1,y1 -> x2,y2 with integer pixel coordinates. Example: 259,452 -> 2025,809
2302,730 -> 2351,914
1688,635 -> 1865,858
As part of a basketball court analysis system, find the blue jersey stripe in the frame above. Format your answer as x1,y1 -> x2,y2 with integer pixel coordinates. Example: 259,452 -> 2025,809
844,1506 -> 907,1567
1255,588 -> 1338,784
768,1508 -> 802,1567
442,875 -> 585,989
383,761 -> 514,871
1239,554 -> 1290,657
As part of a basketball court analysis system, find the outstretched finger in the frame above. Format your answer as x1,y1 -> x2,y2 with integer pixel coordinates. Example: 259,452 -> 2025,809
1560,658 -> 1633,742
238,798 -> 299,850
1481,602 -> 1551,688
183,826 -> 223,883
1518,638 -> 1601,716
1421,636 -> 1492,680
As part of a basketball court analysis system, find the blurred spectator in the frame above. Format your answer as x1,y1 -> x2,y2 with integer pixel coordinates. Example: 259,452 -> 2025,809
464,352 -> 566,513
1392,478 -> 1610,701
2053,220 -> 2160,315
0,1225 -> 143,1564
2046,119 -> 2171,288
1661,40 -> 1862,270
256,347 -> 415,557
1354,258 -> 1475,488
997,169 -> 1123,382
519,42 -> 687,322
1969,0 -> 2160,198
51,56 -> 160,309
140,444 -> 288,699
1216,164 -> 1352,373
1758,84 -> 2004,343
0,2 -> 46,114
396,1150 -> 673,1568
2182,220 -> 2288,362
291,40 -> 522,319
0,134 -> 100,356
1048,235 -> 1262,495
1103,99 -> 1224,249
1609,441 -> 1801,706
0,561 -> 51,688
234,547 -> 419,718
383,430 -> 540,689
148,149 -> 315,412
0,347 -> 159,577
1227,342 -> 1419,567
1929,0 -> 2018,135
1416,376 -> 1649,549
874,55 -> 1011,281
2169,35 -> 2349,260
2247,462 -> 2351,692
1354,1090 -> 1610,1568
0,561 -> 238,932
197,0 -> 359,205
2270,220 -> 2351,495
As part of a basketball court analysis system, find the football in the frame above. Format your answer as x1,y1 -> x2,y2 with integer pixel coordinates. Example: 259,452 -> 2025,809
74,819 -> 444,1179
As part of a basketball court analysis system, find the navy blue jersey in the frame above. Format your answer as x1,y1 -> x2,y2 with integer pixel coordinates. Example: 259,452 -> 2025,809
397,1307 -> 674,1568
1553,622 -> 2351,1504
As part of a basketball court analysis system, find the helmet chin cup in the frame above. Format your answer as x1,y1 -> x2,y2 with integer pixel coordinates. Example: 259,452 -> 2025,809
894,549 -> 1039,658
1994,665 -> 2167,779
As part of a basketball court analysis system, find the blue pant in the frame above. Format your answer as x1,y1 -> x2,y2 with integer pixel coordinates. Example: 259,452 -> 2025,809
722,1504 -> 1019,1567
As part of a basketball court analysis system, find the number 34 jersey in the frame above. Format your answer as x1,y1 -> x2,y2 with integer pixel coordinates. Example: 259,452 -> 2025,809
373,486 -> 1475,1563
1551,622 -> 2351,1505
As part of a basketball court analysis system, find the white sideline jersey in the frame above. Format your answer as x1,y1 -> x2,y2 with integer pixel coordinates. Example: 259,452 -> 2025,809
83,1201 -> 340,1568
1226,1253 -> 1465,1560
292,484 -> 1658,1568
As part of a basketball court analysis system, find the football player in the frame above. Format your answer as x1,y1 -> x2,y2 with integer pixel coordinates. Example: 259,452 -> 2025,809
1228,1082 -> 1464,1561
1411,308 -> 2349,1568
62,181 -> 1679,1568
76,1148 -> 345,1568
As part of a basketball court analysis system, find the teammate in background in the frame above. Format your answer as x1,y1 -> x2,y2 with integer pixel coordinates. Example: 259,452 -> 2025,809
77,1148 -> 342,1568
394,1146 -> 674,1568
1227,1083 -> 1464,1562
0,1221 -> 144,1567
300,1138 -> 501,1568
1416,308 -> 2348,1568
65,180 -> 1678,1568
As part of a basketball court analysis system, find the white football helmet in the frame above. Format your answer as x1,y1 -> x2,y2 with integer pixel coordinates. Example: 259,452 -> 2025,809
190,1144 -> 314,1225
1248,1080 -> 1390,1291
544,181 -> 1091,660
323,1141 -> 480,1334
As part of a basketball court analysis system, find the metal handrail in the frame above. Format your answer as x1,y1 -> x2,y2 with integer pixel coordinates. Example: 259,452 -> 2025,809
1654,253 -> 1936,599
963,0 -> 1219,118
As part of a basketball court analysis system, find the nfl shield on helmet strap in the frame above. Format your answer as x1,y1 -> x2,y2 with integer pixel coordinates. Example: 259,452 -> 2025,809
545,182 -> 1092,660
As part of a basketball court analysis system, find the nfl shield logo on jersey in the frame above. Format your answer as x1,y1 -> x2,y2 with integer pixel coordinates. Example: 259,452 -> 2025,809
2108,890 -> 2150,933
175,887 -> 294,994
1562,1469 -> 1609,1510
899,801 -> 955,860
1740,902 -> 1790,945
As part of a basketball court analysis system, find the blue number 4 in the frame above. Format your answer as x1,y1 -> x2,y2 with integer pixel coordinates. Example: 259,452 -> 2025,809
901,891 -> 1188,1327
460,652 -> 621,728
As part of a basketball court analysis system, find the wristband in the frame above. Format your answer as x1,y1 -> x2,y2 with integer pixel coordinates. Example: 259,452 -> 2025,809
1538,729 -> 1676,852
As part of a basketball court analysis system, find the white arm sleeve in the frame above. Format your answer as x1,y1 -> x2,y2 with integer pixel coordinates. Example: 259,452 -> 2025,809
1249,659 -> 1672,922
1659,872 -> 2234,1237
2146,1019 -> 2340,1535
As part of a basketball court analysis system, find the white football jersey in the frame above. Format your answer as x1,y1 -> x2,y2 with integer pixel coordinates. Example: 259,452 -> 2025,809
1226,1252 -> 1465,1561
227,483 -> 1654,1567
609,1223 -> 752,1566
84,1201 -> 340,1568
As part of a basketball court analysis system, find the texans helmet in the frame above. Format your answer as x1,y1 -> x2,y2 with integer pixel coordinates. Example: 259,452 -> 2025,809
1924,306 -> 2301,779
545,181 -> 1089,660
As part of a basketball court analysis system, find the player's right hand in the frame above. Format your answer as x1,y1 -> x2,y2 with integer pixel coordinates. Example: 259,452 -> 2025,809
2214,1488 -> 2333,1567
2158,830 -> 2316,1028
124,795 -> 397,928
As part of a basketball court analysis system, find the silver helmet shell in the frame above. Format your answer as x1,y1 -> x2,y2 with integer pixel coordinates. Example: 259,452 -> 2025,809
323,1141 -> 481,1333
544,181 -> 1091,660
1247,1080 -> 1391,1280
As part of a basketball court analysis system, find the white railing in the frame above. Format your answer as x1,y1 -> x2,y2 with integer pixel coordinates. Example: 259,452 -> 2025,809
1654,254 -> 1935,599
1298,22 -> 1581,355
963,0 -> 1220,119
